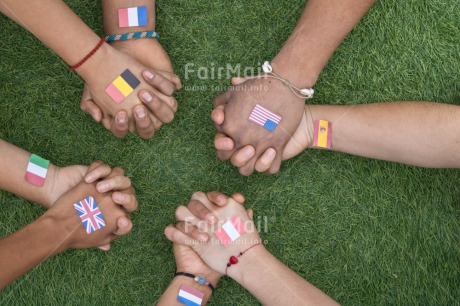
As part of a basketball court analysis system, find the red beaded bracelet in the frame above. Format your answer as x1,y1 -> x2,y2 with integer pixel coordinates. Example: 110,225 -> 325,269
225,243 -> 262,275
69,37 -> 105,71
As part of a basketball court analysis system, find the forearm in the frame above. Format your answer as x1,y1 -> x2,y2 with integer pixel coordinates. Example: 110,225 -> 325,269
102,0 -> 156,35
306,102 -> 460,168
157,276 -> 215,306
0,215 -> 68,290
271,0 -> 376,87
0,140 -> 56,208
0,0 -> 101,76
231,246 -> 337,306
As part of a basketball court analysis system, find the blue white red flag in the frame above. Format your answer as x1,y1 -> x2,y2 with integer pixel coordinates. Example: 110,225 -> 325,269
73,196 -> 106,234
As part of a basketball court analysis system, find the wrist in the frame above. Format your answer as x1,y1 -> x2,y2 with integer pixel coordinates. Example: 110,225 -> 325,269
35,214 -> 72,255
227,244 -> 269,284
41,163 -> 57,208
174,271 -> 219,295
271,51 -> 319,89
75,42 -> 113,81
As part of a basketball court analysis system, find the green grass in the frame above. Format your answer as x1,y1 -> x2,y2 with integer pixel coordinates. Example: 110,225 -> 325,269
1,0 -> 459,305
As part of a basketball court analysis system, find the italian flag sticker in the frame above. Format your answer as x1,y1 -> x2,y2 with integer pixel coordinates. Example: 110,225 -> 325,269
25,154 -> 50,187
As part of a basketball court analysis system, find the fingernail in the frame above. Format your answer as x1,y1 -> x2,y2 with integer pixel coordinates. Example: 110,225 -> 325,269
141,92 -> 153,103
223,140 -> 233,150
97,182 -> 109,192
206,214 -> 216,223
119,218 -> 129,227
199,234 -> 208,242
135,107 -> 146,119
85,174 -> 95,183
114,192 -> 125,202
143,70 -> 155,80
244,147 -> 254,158
117,113 -> 126,124
267,149 -> 276,158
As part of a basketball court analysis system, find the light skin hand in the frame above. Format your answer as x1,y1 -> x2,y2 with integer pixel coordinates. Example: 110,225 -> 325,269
165,192 -> 260,274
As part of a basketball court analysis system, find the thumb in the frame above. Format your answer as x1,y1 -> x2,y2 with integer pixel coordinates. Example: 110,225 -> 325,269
80,86 -> 103,122
247,208 -> 254,220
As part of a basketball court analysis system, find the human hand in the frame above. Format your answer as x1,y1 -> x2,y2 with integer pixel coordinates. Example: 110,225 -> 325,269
44,162 -> 137,250
79,43 -> 180,138
213,75 -> 306,176
212,77 -> 313,174
164,192 -> 261,275
172,243 -> 222,287
44,162 -> 137,216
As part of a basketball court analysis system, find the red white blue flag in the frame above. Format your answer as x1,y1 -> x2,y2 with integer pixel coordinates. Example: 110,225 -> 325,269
214,216 -> 246,247
249,104 -> 282,132
177,285 -> 204,306
73,196 -> 106,234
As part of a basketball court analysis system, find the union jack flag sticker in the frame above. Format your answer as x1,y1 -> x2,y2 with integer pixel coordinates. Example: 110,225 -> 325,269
73,196 -> 106,234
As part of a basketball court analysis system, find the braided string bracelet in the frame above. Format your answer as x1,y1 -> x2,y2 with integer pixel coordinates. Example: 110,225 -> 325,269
105,31 -> 160,42
174,272 -> 215,294
225,243 -> 262,275
69,37 -> 105,71
246,61 -> 315,100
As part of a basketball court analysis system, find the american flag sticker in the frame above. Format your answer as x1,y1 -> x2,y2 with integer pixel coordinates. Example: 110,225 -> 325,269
249,104 -> 282,132
25,154 -> 50,187
177,285 -> 204,306
73,196 -> 106,234
118,6 -> 148,28
105,69 -> 140,104
312,119 -> 332,149
214,216 -> 245,247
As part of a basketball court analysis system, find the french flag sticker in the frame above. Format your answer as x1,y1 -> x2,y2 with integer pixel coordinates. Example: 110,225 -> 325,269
118,6 -> 148,28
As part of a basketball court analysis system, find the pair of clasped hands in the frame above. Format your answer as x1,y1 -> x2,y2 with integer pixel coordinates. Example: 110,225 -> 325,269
80,40 -> 312,176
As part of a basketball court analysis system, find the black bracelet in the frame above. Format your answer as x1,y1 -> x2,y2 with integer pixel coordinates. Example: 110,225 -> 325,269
174,272 -> 215,294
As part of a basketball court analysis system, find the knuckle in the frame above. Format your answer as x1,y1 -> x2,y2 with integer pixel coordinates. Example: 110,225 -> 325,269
191,191 -> 205,200
113,167 -> 125,176
163,112 -> 175,124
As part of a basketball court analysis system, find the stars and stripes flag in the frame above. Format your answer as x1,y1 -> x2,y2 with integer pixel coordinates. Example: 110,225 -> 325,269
73,196 -> 106,234
248,104 -> 282,132
214,216 -> 246,247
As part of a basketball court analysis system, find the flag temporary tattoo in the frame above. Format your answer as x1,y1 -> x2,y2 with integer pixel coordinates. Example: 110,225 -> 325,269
118,6 -> 148,28
214,216 -> 246,247
73,196 -> 106,234
248,104 -> 282,132
25,154 -> 50,186
312,119 -> 332,149
177,285 -> 204,306
105,69 -> 140,104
